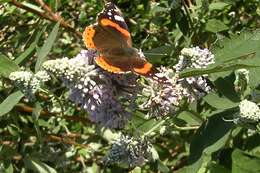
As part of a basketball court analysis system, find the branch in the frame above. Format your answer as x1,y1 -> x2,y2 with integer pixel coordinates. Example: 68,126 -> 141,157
46,134 -> 89,148
15,103 -> 91,125
10,0 -> 82,37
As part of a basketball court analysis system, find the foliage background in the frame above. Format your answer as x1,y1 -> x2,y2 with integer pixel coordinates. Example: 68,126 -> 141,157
0,0 -> 260,172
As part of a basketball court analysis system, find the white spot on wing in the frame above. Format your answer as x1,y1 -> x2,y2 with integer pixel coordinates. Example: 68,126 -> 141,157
114,15 -> 125,22
107,12 -> 112,16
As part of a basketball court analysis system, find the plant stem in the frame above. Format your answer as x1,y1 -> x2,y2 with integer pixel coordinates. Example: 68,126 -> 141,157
143,118 -> 168,136
9,0 -> 81,37
172,124 -> 199,130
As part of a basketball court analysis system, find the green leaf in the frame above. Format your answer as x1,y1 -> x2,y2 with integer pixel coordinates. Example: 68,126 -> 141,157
14,25 -> 47,65
32,101 -> 42,121
132,167 -> 142,173
187,110 -> 235,172
177,111 -> 202,126
232,149 -> 260,173
157,160 -> 170,173
176,158 -> 203,173
24,156 -> 57,173
213,30 -> 260,64
207,162 -> 230,173
209,2 -> 230,11
151,5 -> 168,15
248,67 -> 260,88
204,75 -> 240,110
130,111 -> 158,134
137,118 -> 159,134
203,92 -> 239,109
144,45 -> 173,64
179,62 -> 258,78
0,145 -> 17,160
21,2 -> 44,13
0,53 -> 20,78
35,22 -> 60,72
0,91 -> 24,117
205,19 -> 229,33
4,162 -> 14,173
212,30 -> 260,87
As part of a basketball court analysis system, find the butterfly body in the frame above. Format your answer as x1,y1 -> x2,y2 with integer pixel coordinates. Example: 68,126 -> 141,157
83,2 -> 154,75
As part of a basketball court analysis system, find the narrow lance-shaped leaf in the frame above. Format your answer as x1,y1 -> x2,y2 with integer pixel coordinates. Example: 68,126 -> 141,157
0,53 -> 20,78
0,91 -> 24,117
35,22 -> 60,72
14,25 -> 47,65
24,156 -> 57,173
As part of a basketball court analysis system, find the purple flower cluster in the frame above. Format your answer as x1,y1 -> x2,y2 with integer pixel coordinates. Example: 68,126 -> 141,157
142,47 -> 215,117
42,50 -> 138,129
142,68 -> 190,117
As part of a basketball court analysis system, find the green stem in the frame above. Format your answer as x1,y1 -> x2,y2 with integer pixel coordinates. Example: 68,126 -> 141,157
172,124 -> 199,130
143,118 -> 168,136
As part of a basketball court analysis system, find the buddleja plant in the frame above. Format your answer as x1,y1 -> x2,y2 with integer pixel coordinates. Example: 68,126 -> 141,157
8,46 -> 215,165
1,0 -> 260,172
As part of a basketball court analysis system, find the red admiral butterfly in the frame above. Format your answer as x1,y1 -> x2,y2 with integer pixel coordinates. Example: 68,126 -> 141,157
83,2 -> 157,76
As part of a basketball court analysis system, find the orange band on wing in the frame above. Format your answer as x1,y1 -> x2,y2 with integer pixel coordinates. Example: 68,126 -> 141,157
133,62 -> 153,75
100,19 -> 130,38
83,25 -> 96,49
95,56 -> 125,73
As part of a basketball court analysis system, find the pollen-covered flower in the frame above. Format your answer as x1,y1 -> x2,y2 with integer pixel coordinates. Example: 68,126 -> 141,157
103,135 -> 152,167
9,70 -> 50,100
175,47 -> 215,71
236,99 -> 260,123
42,50 -> 138,129
141,67 -> 191,117
141,47 -> 215,117
175,47 -> 215,99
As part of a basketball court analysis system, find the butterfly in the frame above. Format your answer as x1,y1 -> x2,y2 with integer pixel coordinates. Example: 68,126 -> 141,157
83,2 -> 159,77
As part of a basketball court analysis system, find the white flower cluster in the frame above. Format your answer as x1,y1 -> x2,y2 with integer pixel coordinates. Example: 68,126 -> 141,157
175,46 -> 215,98
103,135 -> 152,167
175,47 -> 215,71
237,99 -> 260,123
42,50 -> 137,129
9,70 -> 50,100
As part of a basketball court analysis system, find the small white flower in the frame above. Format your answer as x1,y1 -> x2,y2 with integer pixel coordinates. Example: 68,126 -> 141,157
175,47 -> 215,99
175,46 -> 215,72
34,70 -> 51,82
9,70 -> 49,100
238,99 -> 260,122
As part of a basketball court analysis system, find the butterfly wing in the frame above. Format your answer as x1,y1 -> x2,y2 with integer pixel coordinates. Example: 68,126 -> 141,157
83,24 -> 124,50
83,2 -> 131,51
98,2 -> 132,47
